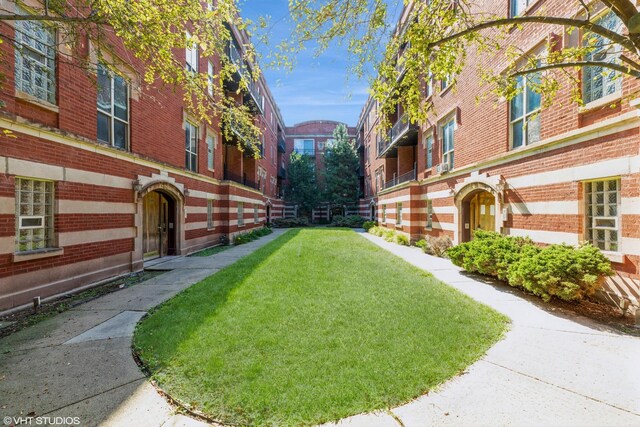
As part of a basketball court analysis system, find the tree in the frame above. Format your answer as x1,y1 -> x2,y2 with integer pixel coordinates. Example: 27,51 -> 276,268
279,0 -> 640,131
286,152 -> 320,217
0,0 -> 262,154
323,123 -> 359,211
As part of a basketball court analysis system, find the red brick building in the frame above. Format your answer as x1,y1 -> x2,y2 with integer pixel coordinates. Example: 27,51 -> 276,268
0,7 -> 285,310
357,0 -> 640,308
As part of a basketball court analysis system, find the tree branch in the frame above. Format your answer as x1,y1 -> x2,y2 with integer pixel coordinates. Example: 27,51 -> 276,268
510,60 -> 640,78
427,15 -> 636,54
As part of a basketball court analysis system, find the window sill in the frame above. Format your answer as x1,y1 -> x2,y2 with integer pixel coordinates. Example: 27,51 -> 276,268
14,248 -> 64,263
396,224 -> 403,229
15,90 -> 59,113
439,85 -> 453,97
578,93 -> 622,114
601,251 -> 625,264
207,227 -> 215,232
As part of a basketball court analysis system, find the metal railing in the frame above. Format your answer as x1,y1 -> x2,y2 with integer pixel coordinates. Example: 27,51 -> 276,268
293,148 -> 315,156
383,167 -> 416,190
277,134 -> 286,153
377,132 -> 391,156
224,170 -> 259,190
245,78 -> 264,114
390,113 -> 411,144
278,166 -> 286,179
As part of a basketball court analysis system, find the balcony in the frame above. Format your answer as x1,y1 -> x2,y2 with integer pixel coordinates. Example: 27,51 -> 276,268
382,168 -> 416,190
223,115 -> 260,156
243,78 -> 264,115
377,113 -> 419,158
355,133 -> 364,152
358,164 -> 365,177
224,41 -> 264,115
278,166 -> 286,179
277,134 -> 286,153
224,170 -> 259,190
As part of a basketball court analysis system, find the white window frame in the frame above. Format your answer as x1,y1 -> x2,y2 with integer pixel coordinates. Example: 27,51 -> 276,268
425,72 -> 433,98
207,199 -> 214,229
426,199 -> 433,230
185,122 -> 198,172
294,139 -> 315,155
582,12 -> 623,104
97,64 -> 129,150
510,72 -> 541,149
185,31 -> 198,73
585,178 -> 620,252
425,133 -> 433,169
396,202 -> 403,225
510,0 -> 535,18
440,117 -> 455,170
238,202 -> 244,226
15,178 -> 55,252
14,7 -> 56,104
206,133 -> 215,171
207,61 -> 214,96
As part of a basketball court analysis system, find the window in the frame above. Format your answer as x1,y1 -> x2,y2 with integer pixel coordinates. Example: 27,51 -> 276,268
396,203 -> 403,225
238,202 -> 244,226
207,199 -> 214,229
185,122 -> 198,172
207,0 -> 213,11
583,12 -> 623,104
510,73 -> 541,148
97,64 -> 129,149
426,199 -> 433,229
14,8 -> 56,104
440,74 -> 451,91
382,204 -> 386,223
206,134 -> 215,170
510,0 -> 534,17
207,61 -> 214,96
425,133 -> 433,169
425,73 -> 433,98
585,178 -> 620,252
441,118 -> 455,170
294,139 -> 314,155
15,178 -> 55,252
185,31 -> 198,72
254,204 -> 259,223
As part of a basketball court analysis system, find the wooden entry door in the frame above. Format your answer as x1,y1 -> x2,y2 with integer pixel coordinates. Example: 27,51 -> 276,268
143,192 -> 170,259
469,192 -> 495,235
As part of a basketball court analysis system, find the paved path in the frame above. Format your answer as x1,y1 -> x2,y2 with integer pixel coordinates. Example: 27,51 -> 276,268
0,230 -> 287,427
324,233 -> 640,427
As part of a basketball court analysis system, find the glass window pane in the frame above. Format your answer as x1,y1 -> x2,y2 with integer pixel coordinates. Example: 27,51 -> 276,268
526,114 -> 540,145
113,120 -> 127,149
512,120 -> 524,148
113,76 -> 128,120
511,90 -> 523,121
97,113 -> 110,143
97,66 -> 111,113
526,75 -> 541,112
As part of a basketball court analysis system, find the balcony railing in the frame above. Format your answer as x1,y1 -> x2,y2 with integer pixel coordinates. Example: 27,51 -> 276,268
277,134 -> 286,153
377,132 -> 391,156
228,42 -> 243,74
224,170 -> 259,190
278,166 -> 286,179
390,113 -> 411,144
244,78 -> 265,114
383,168 -> 416,190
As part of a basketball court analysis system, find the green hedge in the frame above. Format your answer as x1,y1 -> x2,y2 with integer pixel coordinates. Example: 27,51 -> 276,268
331,215 -> 366,228
273,217 -> 309,228
362,220 -> 376,231
447,230 -> 613,302
233,226 -> 273,245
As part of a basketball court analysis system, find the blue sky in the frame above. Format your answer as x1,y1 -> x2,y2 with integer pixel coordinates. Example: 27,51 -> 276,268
240,0 -> 380,127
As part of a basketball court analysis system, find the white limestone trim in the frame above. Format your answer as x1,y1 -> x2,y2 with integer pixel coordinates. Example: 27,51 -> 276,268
621,197 -> 640,215
508,155 -> 640,189
7,157 -> 64,181
185,221 -> 224,231
419,110 -> 640,186
433,206 -> 456,214
505,228 -> 580,246
432,221 -> 455,231
187,189 -> 225,200
0,197 -> 14,214
185,206 -> 208,215
378,194 -> 412,204
425,189 -> 452,200
58,227 -> 136,246
58,200 -> 135,215
508,201 -> 579,216
229,195 -> 265,204
0,236 -> 14,254
621,237 -> 640,256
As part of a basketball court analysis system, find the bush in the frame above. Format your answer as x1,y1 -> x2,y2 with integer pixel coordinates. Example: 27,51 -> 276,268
416,236 -> 453,257
331,215 -> 366,228
233,227 -> 273,245
447,230 -> 613,302
368,226 -> 384,237
273,217 -> 309,228
507,243 -> 613,302
383,229 -> 396,242
447,230 -> 532,281
233,233 -> 251,245
362,220 -> 376,231
395,233 -> 410,246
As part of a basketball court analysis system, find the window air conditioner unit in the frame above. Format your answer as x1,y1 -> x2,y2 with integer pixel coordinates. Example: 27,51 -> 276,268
436,163 -> 450,174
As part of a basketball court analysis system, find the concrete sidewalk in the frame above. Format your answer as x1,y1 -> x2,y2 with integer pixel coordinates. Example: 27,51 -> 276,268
0,230 -> 287,427
324,233 -> 640,427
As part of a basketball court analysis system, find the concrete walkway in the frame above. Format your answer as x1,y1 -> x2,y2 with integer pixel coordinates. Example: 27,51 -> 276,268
324,232 -> 640,427
0,230 -> 287,427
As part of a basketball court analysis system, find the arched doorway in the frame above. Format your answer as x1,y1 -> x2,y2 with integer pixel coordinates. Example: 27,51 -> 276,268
461,190 -> 495,242
266,204 -> 271,224
142,190 -> 177,259
370,204 -> 376,220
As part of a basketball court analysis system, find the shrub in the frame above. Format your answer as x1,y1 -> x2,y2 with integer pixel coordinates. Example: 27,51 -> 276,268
362,220 -> 376,231
233,227 -> 272,245
273,217 -> 309,228
507,243 -> 613,302
233,233 -> 251,245
395,233 -> 410,246
447,231 -> 612,302
331,215 -> 366,228
447,230 -> 532,281
420,235 -> 453,257
415,239 -> 428,250
368,226 -> 384,237
383,229 -> 396,242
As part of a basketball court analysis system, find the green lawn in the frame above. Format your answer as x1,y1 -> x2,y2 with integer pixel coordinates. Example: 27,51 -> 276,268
134,228 -> 508,426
